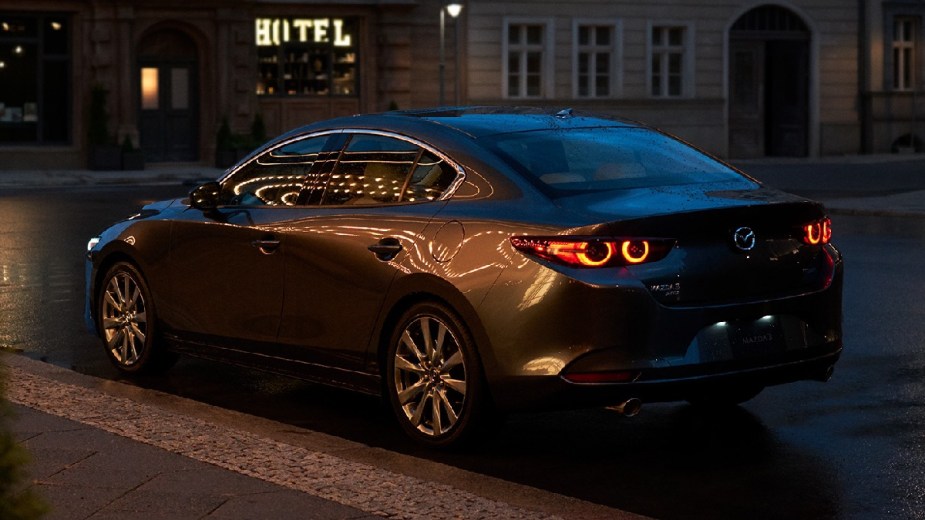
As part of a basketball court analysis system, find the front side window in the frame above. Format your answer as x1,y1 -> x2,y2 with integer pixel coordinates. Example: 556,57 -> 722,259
504,20 -> 552,98
320,133 -> 459,206
650,25 -> 689,97
893,17 -> 917,91
0,12 -> 70,144
220,134 -> 332,206
255,17 -> 358,97
575,23 -> 618,98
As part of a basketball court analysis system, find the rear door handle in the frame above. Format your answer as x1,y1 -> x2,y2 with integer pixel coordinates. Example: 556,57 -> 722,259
368,237 -> 402,261
251,238 -> 281,254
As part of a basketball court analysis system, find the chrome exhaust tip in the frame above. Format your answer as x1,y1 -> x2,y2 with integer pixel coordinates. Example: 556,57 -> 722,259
607,398 -> 642,417
816,365 -> 835,382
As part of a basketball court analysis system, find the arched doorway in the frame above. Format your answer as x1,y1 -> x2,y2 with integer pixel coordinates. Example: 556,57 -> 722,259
137,28 -> 199,162
728,5 -> 810,158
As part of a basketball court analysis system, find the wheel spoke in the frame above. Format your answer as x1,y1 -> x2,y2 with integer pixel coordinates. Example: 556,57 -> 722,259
420,317 -> 434,362
126,285 -> 141,313
398,380 -> 426,405
107,328 -> 125,351
394,355 -> 423,374
104,286 -> 122,313
129,323 -> 146,343
102,317 -> 122,330
433,322 -> 447,364
401,330 -> 426,364
439,350 -> 462,373
437,388 -> 459,427
409,393 -> 429,426
443,377 -> 467,395
431,390 -> 443,434
134,311 -> 147,325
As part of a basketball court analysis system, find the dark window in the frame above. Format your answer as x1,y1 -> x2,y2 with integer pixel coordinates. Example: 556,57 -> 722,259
0,13 -> 70,144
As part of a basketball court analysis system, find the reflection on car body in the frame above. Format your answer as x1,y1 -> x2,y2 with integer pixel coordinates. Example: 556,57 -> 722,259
86,107 -> 843,447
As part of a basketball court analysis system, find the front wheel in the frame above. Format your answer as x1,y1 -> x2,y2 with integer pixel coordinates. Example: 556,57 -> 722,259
385,302 -> 490,448
97,262 -> 175,375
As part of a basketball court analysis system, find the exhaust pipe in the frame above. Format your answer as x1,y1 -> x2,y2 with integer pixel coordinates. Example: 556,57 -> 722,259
816,365 -> 835,382
607,398 -> 642,417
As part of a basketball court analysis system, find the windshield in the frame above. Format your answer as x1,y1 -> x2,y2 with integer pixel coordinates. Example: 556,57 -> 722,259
483,127 -> 753,197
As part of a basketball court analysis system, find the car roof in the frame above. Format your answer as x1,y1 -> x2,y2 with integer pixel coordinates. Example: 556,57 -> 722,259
288,106 -> 644,141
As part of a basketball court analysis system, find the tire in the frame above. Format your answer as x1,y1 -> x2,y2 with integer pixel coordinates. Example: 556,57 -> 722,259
687,385 -> 764,409
385,302 -> 490,448
97,262 -> 176,375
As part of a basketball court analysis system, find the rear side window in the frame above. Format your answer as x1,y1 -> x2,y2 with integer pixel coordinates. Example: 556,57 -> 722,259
319,133 -> 460,206
484,127 -> 753,197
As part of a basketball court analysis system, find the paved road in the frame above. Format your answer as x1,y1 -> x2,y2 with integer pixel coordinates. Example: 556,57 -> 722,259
2,157 -> 925,519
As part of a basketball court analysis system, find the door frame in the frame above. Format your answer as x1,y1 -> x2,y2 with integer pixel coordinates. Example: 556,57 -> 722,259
724,2 -> 819,158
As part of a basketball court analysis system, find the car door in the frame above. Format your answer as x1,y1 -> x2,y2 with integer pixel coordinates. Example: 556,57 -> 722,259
276,132 -> 463,372
165,134 -> 337,347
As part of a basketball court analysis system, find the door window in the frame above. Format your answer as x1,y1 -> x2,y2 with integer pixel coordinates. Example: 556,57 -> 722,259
320,133 -> 460,206
220,134 -> 330,206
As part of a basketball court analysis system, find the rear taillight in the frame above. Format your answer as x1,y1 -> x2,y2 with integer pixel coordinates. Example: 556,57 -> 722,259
510,236 -> 673,268
803,217 -> 833,245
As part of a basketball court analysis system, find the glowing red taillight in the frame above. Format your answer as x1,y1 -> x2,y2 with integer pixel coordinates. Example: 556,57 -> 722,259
510,236 -> 673,268
803,217 -> 833,245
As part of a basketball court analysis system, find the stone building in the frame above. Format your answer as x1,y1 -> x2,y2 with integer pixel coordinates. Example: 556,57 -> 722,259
0,1 -> 921,169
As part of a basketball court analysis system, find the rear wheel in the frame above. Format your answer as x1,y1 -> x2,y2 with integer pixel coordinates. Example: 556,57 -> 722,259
385,302 -> 489,447
97,262 -> 176,374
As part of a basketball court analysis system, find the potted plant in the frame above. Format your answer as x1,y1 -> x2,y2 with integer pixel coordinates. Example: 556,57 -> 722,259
121,136 -> 145,170
87,84 -> 121,170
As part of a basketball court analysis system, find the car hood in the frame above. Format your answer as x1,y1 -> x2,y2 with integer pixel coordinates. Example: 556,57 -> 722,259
554,182 -> 813,222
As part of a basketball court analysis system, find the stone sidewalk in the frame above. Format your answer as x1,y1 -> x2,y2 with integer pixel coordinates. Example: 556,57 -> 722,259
5,354 -> 640,520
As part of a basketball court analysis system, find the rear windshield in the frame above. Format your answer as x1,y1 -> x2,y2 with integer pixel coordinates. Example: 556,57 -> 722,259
483,127 -> 752,197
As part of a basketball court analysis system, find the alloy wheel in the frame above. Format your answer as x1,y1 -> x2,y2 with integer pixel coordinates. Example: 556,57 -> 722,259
392,315 -> 468,438
101,270 -> 148,367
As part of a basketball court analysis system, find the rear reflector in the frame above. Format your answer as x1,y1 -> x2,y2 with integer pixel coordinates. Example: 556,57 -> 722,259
563,371 -> 641,384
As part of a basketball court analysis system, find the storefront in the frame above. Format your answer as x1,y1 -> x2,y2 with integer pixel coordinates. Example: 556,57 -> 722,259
0,0 -> 436,170
0,12 -> 71,146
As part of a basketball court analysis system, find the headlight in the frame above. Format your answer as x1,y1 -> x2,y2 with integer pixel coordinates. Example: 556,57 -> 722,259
87,236 -> 101,252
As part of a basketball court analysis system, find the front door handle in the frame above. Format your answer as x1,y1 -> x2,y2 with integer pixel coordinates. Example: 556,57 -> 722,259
251,238 -> 281,255
368,237 -> 402,261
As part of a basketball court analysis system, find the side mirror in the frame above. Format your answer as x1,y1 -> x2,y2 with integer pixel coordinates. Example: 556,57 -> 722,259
190,181 -> 221,211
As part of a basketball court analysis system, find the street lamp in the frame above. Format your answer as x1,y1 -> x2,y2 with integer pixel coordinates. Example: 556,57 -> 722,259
439,3 -> 463,106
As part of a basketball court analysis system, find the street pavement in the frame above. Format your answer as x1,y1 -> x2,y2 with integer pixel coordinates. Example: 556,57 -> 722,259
1,154 -> 923,519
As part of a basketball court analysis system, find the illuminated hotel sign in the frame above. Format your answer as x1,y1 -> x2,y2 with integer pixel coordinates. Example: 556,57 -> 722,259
255,18 -> 352,47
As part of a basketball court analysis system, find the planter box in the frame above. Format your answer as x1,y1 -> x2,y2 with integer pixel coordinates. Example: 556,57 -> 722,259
88,145 -> 122,171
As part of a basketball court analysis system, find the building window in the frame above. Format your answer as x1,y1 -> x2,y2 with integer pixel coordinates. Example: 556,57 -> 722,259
649,24 -> 691,98
574,20 -> 620,98
503,18 -> 553,99
255,17 -> 358,97
0,13 -> 70,144
893,17 -> 917,91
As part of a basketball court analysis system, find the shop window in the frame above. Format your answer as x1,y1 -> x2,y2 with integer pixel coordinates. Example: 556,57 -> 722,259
648,24 -> 692,98
0,13 -> 70,144
256,17 -> 358,97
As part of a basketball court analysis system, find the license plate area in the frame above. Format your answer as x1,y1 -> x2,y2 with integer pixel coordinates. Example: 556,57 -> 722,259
728,318 -> 785,358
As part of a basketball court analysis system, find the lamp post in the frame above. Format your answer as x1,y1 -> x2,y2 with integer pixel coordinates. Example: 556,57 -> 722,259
439,3 -> 463,106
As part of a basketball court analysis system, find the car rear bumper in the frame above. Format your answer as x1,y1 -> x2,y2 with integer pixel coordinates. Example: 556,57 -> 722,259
490,339 -> 841,410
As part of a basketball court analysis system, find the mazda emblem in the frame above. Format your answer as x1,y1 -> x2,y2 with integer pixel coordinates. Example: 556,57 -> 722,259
733,226 -> 757,251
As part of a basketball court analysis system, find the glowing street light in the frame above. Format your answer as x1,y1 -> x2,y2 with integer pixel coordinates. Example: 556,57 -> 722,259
439,3 -> 463,106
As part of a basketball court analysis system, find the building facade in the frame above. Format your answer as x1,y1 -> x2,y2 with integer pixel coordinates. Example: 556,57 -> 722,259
0,1 -> 921,169
0,0 -> 458,169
